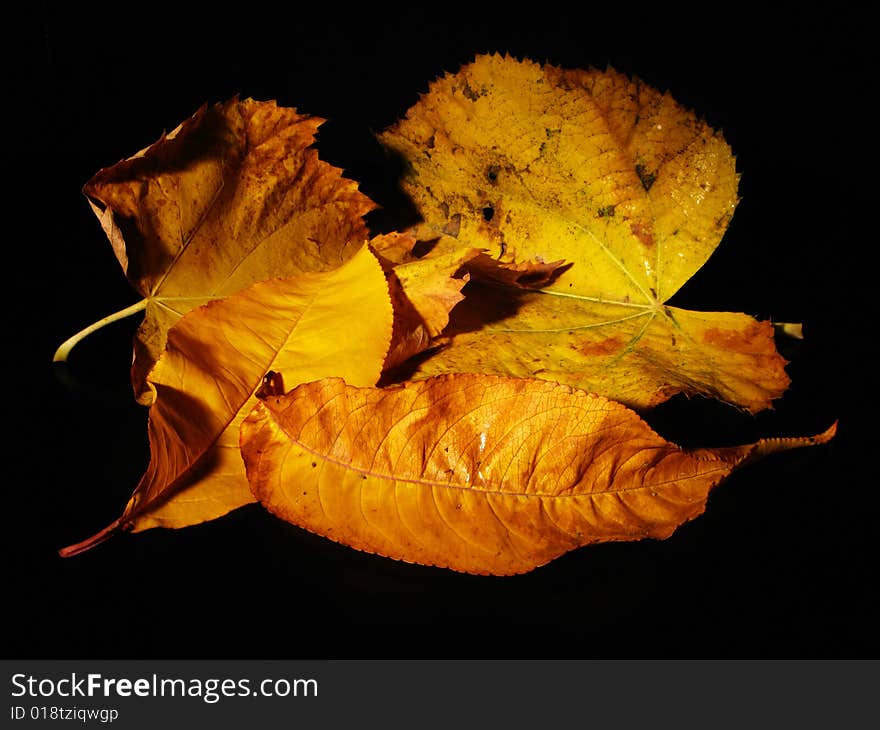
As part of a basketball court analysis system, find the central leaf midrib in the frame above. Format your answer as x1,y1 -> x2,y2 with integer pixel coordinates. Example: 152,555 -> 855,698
271,411 -> 730,500
456,154 -> 659,307
150,158 -> 229,298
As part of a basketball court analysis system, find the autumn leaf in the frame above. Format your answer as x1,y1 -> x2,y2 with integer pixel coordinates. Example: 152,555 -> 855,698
374,233 -> 569,372
240,374 -> 834,575
56,97 -> 374,404
57,61 -> 830,574
59,246 -> 392,556
380,54 -> 789,412
461,252 -> 572,290
372,233 -> 480,370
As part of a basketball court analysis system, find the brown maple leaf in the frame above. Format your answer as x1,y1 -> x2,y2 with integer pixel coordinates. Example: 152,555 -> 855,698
57,97 -> 374,404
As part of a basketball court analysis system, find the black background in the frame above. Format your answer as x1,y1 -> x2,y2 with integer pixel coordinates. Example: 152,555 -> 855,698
5,4 -> 876,658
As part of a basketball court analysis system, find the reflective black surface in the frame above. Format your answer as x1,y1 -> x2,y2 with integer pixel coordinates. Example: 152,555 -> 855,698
6,4 -> 875,658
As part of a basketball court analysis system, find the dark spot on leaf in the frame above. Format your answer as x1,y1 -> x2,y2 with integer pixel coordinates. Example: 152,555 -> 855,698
597,204 -> 616,218
701,321 -> 766,350
482,206 -> 495,222
311,462 -> 317,468
575,337 -> 623,357
715,212 -> 733,229
630,222 -> 655,247
486,164 -> 500,183
635,163 -> 656,191
460,80 -> 480,101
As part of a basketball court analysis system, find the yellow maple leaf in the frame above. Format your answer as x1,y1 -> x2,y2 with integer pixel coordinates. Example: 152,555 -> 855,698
380,54 -> 790,412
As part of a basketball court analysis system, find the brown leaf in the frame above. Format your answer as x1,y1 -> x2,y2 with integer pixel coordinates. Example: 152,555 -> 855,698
380,54 -> 789,412
462,253 -> 572,290
373,233 -> 478,371
240,374 -> 834,575
81,97 -> 374,403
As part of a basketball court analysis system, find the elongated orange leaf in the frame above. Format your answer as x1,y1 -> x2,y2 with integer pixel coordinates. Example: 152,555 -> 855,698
380,54 -> 789,412
241,374 -> 834,575
60,246 -> 392,555
72,98 -> 374,403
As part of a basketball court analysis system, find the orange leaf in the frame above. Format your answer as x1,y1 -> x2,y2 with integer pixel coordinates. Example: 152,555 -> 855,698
380,55 -> 789,412
240,374 -> 834,575
59,246 -> 392,555
70,98 -> 374,404
373,233 -> 478,371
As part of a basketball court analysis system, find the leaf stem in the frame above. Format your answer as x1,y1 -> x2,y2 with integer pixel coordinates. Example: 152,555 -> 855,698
53,298 -> 148,363
58,518 -> 125,558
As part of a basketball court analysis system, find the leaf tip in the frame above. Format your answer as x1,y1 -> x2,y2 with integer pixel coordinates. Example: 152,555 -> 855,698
749,420 -> 838,462
813,419 -> 839,444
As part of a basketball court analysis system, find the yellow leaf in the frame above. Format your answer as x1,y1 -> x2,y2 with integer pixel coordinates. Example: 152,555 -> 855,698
241,374 -> 834,576
415,286 -> 789,411
380,54 -> 789,412
59,246 -> 392,555
63,98 -> 374,404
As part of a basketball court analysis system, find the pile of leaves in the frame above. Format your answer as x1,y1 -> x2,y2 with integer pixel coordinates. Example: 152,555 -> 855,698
56,54 -> 834,575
